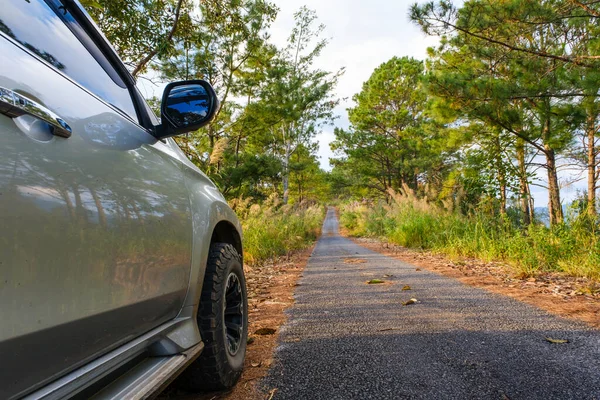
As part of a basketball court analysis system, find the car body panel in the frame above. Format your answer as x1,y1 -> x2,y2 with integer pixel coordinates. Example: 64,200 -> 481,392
157,133 -> 244,321
0,33 -> 193,398
180,166 -> 244,317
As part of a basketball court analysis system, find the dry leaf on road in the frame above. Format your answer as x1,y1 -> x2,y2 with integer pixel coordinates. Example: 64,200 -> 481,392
403,298 -> 418,306
545,337 -> 569,344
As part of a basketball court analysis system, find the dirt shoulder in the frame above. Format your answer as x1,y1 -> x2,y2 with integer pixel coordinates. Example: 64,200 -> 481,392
351,237 -> 600,329
161,246 -> 313,400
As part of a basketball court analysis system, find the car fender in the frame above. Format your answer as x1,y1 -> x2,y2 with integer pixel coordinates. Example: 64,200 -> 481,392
171,139 -> 243,321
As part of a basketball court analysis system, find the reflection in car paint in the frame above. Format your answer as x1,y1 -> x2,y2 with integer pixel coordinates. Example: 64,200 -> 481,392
0,1 -> 137,118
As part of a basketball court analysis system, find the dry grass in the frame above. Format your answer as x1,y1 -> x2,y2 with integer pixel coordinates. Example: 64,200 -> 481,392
340,188 -> 600,281
232,196 -> 324,266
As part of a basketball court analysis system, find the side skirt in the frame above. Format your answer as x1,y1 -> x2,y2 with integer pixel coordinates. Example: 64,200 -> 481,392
24,318 -> 202,400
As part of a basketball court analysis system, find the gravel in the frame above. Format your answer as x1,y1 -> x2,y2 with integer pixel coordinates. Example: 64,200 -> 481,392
263,208 -> 600,399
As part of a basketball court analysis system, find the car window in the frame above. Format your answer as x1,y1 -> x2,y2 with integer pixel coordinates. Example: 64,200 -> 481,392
135,84 -> 160,125
0,0 -> 137,120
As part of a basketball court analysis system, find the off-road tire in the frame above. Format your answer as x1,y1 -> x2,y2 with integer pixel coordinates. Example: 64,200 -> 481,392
179,243 -> 248,391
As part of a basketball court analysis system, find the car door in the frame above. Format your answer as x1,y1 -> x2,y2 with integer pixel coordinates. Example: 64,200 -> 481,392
0,1 -> 193,398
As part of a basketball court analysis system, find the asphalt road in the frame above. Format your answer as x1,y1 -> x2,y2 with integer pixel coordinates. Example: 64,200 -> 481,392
263,207 -> 600,400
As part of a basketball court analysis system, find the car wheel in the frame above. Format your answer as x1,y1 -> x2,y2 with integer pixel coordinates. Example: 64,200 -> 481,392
179,243 -> 248,391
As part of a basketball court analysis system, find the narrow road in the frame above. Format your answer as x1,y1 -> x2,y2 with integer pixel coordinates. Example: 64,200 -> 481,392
263,208 -> 600,399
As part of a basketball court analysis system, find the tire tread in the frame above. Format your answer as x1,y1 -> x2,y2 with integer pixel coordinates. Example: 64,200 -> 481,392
177,243 -> 246,391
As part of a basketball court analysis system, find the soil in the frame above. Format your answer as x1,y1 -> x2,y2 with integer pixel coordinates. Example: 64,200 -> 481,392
352,237 -> 600,329
160,246 -> 313,400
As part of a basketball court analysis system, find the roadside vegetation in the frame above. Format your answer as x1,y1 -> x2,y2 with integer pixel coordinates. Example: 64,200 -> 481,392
233,198 -> 324,265
340,189 -> 600,280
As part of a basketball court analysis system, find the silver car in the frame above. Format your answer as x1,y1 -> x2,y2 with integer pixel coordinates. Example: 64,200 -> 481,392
0,1 -> 248,398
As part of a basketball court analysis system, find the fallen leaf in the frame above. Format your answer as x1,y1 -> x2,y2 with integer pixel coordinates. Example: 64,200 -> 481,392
402,285 -> 411,291
344,258 -> 367,264
247,337 -> 255,345
367,279 -> 385,284
415,268 -> 422,271
545,337 -> 569,344
251,361 -> 262,367
402,298 -> 418,306
255,327 -> 276,335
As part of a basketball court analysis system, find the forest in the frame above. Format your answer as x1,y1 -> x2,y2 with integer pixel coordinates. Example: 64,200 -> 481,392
83,0 -> 600,279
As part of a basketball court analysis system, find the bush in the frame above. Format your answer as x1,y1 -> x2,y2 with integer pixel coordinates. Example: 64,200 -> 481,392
339,189 -> 600,280
232,196 -> 325,265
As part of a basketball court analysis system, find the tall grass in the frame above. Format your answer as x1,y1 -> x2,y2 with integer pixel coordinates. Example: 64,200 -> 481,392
340,189 -> 600,280
232,195 -> 324,265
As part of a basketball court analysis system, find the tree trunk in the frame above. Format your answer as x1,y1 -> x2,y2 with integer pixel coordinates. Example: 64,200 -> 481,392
494,134 -> 506,215
282,173 -> 289,204
235,134 -> 242,168
528,193 -> 535,224
209,126 -> 215,151
497,161 -> 507,215
282,126 -> 290,205
586,113 -> 597,216
540,115 -> 563,226
499,179 -> 507,215
545,146 -> 563,225
516,139 -> 531,225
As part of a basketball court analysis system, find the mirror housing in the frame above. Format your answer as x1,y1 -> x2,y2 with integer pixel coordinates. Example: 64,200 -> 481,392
156,80 -> 219,139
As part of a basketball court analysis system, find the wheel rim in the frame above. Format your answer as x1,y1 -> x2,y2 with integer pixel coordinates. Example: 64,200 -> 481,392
224,272 -> 244,356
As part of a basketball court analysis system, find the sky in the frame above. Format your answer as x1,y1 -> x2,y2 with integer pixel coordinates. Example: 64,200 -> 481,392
269,0 -> 439,171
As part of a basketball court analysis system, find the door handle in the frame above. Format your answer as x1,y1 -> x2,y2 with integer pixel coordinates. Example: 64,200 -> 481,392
0,86 -> 72,138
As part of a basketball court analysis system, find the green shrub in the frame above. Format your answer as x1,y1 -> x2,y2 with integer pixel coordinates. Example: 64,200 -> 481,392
339,190 -> 600,281
233,197 -> 324,265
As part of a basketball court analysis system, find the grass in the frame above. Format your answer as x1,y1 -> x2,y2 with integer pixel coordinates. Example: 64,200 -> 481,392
231,195 -> 325,265
340,189 -> 600,281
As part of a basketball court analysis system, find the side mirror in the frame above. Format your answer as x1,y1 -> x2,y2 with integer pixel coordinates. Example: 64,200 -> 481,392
156,80 -> 219,139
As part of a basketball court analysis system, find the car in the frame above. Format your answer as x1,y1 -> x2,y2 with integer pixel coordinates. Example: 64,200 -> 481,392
0,0 -> 248,398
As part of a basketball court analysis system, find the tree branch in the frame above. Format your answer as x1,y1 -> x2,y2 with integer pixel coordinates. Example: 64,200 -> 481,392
132,0 -> 184,77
